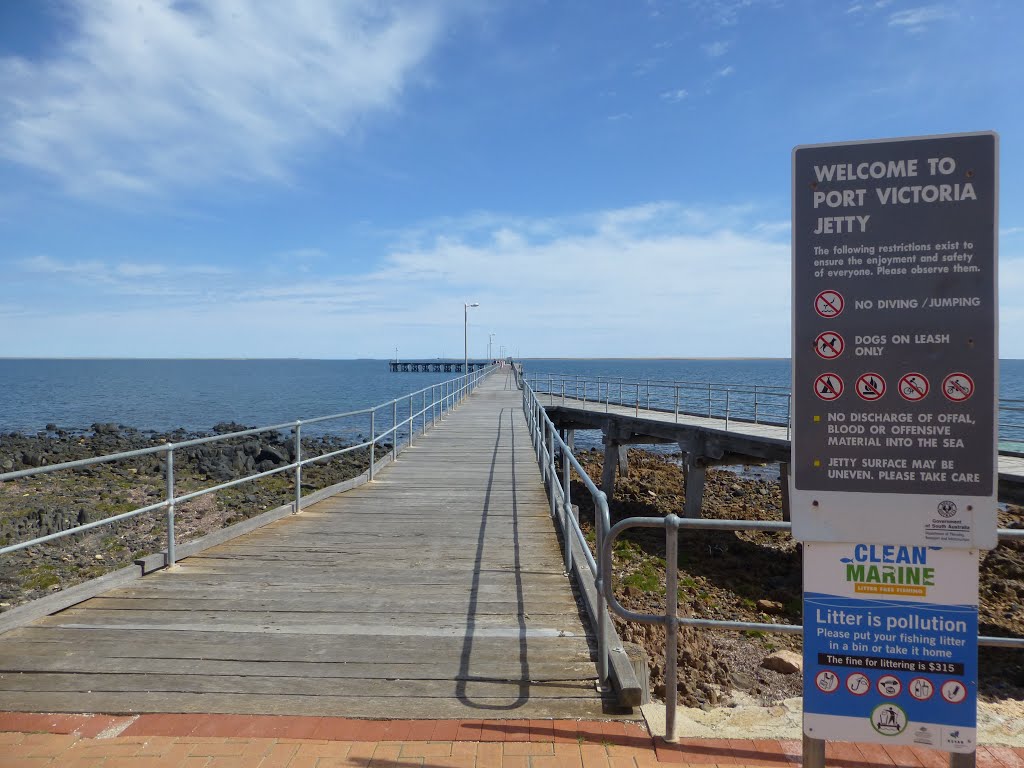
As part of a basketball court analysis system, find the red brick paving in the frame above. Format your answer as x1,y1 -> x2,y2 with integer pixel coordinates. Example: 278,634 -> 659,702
0,711 -> 1021,767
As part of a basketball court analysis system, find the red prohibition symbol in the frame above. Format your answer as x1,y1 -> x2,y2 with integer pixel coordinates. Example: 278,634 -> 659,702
899,372 -> 930,402
814,373 -> 844,401
943,372 -> 975,402
814,290 -> 845,319
856,372 -> 886,401
814,331 -> 845,360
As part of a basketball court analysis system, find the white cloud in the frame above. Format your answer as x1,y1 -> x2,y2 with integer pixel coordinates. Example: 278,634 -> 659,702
0,1 -> 452,199
702,41 -> 730,57
3,203 -> 795,357
888,5 -> 954,29
661,88 -> 689,102
717,65 -> 736,77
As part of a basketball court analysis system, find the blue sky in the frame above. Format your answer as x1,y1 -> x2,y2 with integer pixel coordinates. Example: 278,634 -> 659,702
1,0 -> 1021,358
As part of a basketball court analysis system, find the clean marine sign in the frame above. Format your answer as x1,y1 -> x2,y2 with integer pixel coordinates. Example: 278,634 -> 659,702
791,132 -> 998,549
803,542 -> 978,753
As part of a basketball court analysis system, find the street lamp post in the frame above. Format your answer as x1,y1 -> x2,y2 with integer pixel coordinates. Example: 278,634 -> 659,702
488,333 -> 495,361
464,302 -> 479,374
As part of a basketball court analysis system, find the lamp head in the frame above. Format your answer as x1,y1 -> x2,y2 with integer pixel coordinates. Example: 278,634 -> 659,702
466,302 -> 480,309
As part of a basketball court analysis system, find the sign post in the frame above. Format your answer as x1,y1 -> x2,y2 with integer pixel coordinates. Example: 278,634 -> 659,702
791,132 -> 998,763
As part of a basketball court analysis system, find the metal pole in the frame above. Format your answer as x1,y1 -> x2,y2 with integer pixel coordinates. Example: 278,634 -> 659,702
708,382 -> 713,417
674,385 -> 680,423
548,429 -> 556,519
753,386 -> 759,424
646,380 -> 651,410
422,390 -> 426,435
664,514 -> 680,743
369,410 -> 375,480
596,494 -> 609,685
786,394 -> 792,441
392,399 -> 398,460
165,444 -> 176,567
464,304 -> 468,377
294,421 -> 302,514
725,390 -> 731,430
562,442 -> 572,572
802,736 -> 825,768
635,383 -> 640,416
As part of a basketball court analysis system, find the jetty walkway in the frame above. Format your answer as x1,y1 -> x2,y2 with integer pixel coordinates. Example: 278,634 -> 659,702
0,370 -> 617,719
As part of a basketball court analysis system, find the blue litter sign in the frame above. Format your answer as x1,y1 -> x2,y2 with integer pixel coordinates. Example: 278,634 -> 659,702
803,542 -> 978,753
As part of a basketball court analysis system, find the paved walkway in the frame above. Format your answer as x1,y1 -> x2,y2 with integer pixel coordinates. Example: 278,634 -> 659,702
0,371 -> 613,719
3,712 -> 1024,767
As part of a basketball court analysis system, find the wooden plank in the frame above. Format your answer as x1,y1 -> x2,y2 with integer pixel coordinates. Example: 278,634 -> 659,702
0,690 -> 617,719
0,373 -> 628,719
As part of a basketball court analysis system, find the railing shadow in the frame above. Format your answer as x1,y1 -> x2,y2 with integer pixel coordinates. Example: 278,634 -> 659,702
455,406 -> 531,710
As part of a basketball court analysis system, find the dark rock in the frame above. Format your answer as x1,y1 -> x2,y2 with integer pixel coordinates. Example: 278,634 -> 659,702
45,423 -> 58,432
91,422 -> 120,435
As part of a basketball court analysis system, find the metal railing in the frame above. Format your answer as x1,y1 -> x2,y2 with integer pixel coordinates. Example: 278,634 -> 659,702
0,365 -> 498,562
600,515 -> 1024,745
527,373 -> 1024,448
519,370 -> 613,685
527,373 -> 792,436
520,367 -> 1023,759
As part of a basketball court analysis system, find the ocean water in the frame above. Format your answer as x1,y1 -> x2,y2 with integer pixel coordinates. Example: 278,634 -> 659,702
0,358 -> 1021,446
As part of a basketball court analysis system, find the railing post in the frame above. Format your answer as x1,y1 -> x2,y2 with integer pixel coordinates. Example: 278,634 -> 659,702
369,410 -> 376,480
596,493 -> 609,686
294,421 -> 302,514
562,380 -> 565,405
707,382 -> 713,417
753,386 -> 759,424
619,377 -> 623,405
674,385 -> 680,423
786,394 -> 792,441
165,444 -> 176,567
635,383 -> 640,416
646,380 -> 650,410
409,394 -> 413,447
725,390 -> 731,430
562,443 -> 572,572
664,514 -> 680,743
422,390 -> 426,435
392,399 -> 398,459
548,428 -> 556,519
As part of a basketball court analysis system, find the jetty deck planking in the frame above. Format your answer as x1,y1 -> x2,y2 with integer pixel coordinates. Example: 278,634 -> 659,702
0,371 -> 619,719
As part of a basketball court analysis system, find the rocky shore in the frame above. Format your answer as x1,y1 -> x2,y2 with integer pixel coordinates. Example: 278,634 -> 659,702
0,424 -> 383,610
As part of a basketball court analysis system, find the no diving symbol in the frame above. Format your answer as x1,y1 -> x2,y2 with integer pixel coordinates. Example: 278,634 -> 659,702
899,373 -> 929,402
814,373 -> 843,401
815,290 -> 844,319
943,373 -> 975,402
856,372 -> 886,401
815,331 -> 845,360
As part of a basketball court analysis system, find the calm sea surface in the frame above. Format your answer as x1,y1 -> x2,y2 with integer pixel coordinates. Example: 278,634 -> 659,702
0,358 -> 1021,444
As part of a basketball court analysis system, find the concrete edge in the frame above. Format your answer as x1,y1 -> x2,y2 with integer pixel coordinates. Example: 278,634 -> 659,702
0,563 -> 142,636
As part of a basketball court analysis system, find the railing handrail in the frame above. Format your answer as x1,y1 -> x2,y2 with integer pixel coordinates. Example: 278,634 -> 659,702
520,364 -> 1022,747
526,372 -> 1024,443
0,364 -> 500,558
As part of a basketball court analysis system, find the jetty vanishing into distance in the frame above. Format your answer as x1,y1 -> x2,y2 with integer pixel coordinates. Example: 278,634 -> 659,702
389,359 -> 494,373
0,364 -> 1022,744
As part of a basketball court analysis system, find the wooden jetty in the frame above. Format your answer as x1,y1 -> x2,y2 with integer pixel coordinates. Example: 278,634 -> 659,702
538,391 -> 1024,507
0,371 -> 621,719
389,360 -> 493,373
